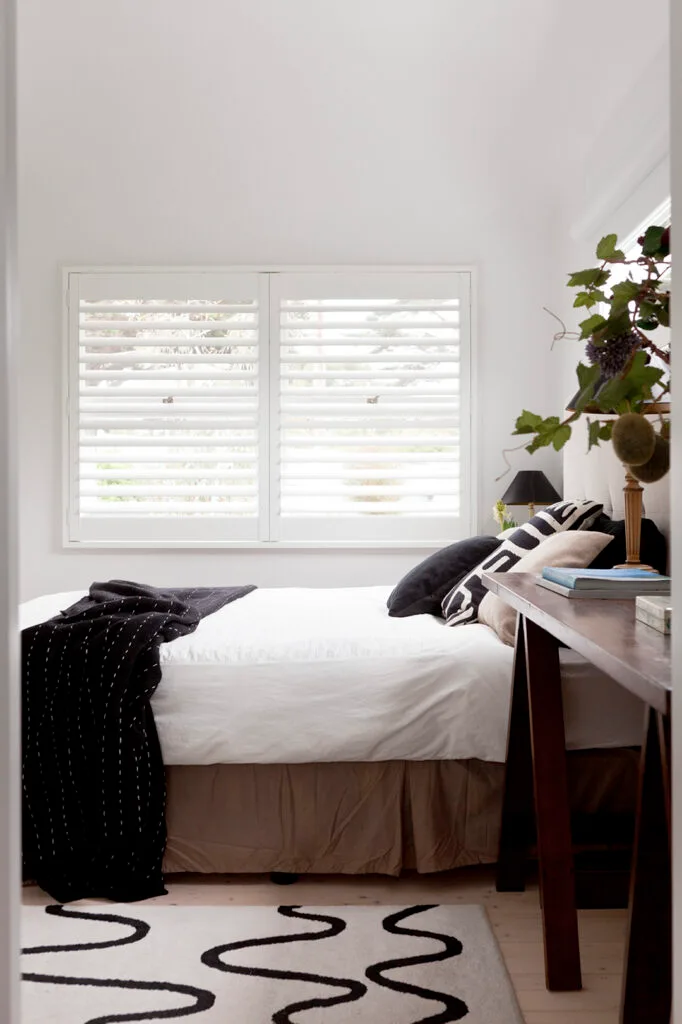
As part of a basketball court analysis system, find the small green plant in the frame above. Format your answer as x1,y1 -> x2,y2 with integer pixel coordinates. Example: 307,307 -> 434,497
492,500 -> 517,532
510,224 -> 670,459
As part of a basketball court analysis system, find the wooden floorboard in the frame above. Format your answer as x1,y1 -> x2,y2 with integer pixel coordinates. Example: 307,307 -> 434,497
22,866 -> 627,1023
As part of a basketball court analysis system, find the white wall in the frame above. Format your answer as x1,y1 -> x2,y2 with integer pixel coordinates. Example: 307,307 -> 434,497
17,0 -> 566,599
0,0 -> 20,1018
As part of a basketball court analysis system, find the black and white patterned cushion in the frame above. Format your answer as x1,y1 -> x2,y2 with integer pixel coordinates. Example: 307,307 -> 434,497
441,500 -> 604,627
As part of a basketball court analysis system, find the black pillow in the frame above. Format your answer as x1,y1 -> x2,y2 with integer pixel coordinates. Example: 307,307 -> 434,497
588,513 -> 668,574
387,535 -> 502,618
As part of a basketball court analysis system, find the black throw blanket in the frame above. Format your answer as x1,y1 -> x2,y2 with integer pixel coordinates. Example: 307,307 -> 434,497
22,579 -> 255,903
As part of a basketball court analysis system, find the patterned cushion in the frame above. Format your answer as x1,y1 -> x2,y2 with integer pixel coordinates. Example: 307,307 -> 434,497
441,500 -> 604,626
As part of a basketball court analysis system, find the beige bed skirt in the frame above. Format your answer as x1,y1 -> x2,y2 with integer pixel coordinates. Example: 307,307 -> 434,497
163,752 -> 638,876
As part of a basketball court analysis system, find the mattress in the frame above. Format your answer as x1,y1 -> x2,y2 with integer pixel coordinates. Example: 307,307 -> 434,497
19,585 -> 646,766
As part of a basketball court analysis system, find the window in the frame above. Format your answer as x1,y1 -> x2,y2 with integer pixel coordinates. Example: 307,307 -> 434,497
65,268 -> 473,547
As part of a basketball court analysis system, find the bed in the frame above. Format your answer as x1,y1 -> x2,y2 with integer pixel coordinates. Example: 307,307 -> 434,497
21,423 -> 669,883
20,581 -> 646,878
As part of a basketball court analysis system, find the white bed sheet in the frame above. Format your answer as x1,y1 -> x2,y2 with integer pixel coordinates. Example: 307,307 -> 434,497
19,586 -> 645,765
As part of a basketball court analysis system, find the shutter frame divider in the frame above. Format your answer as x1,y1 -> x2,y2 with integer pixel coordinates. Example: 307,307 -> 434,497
267,273 -> 281,542
258,272 -> 272,543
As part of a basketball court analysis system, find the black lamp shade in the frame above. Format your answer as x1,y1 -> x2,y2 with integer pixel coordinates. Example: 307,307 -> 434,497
500,470 -> 561,506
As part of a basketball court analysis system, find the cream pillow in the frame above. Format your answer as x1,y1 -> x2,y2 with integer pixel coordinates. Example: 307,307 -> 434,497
478,530 -> 614,646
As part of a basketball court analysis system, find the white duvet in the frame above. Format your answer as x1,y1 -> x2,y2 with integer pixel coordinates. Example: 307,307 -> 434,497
20,586 -> 645,765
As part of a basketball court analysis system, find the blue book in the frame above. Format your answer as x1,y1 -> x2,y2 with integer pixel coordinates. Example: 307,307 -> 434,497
542,567 -> 671,590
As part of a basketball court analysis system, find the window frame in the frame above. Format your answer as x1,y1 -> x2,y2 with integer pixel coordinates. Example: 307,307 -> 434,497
63,265 -> 478,549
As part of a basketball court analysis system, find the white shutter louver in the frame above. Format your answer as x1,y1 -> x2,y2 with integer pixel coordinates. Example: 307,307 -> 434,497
270,272 -> 471,543
68,272 -> 264,544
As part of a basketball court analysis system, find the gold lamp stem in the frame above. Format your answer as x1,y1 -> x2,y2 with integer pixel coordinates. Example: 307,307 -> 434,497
614,468 -> 655,572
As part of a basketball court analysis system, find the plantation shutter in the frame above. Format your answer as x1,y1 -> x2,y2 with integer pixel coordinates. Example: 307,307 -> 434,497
269,272 -> 471,543
67,268 -> 472,547
67,272 -> 265,544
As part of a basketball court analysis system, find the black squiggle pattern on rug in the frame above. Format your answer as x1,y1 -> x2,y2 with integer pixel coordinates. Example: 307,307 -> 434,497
23,904 -> 151,953
201,905 -> 367,1023
365,905 -> 469,1023
22,905 -> 216,1022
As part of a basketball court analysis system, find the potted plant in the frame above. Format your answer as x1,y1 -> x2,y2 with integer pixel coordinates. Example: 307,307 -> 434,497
508,223 -> 671,567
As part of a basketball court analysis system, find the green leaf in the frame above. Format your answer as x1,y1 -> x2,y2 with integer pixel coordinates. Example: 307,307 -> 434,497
595,377 -> 630,412
596,234 -> 624,261
596,234 -> 617,259
552,425 -> 572,451
609,279 -> 640,312
624,349 -> 665,392
640,225 -> 666,257
523,416 -> 567,454
595,350 -> 664,412
587,419 -> 601,450
526,433 -> 553,454
598,310 -> 632,341
573,289 -> 607,309
571,362 -> 602,412
636,317 -> 658,331
525,437 -> 545,453
658,304 -> 670,327
639,300 -> 659,319
567,268 -> 611,289
578,313 -> 607,340
513,409 -> 544,435
587,419 -> 614,450
576,361 -> 601,389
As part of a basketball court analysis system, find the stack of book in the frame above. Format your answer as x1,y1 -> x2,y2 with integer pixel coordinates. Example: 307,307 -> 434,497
537,567 -> 671,599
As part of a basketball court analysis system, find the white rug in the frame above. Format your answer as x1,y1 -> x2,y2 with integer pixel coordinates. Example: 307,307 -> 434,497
21,903 -> 523,1023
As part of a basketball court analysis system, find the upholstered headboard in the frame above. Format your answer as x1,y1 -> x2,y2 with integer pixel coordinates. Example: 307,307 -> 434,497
563,416 -> 670,538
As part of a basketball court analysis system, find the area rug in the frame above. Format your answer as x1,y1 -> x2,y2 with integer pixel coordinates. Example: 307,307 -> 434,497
21,903 -> 523,1023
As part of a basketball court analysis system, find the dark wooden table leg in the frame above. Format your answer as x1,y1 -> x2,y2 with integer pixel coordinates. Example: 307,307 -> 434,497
621,707 -> 671,1024
497,614 -> 534,893
524,617 -> 582,992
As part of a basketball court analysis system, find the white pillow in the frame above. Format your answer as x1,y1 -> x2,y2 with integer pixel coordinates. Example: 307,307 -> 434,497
478,530 -> 614,645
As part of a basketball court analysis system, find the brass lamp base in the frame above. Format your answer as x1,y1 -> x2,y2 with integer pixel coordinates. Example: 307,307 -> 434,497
614,562 -> 655,572
614,468 -> 658,574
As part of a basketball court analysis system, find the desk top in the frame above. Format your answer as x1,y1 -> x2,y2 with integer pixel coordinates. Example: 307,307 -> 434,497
482,572 -> 671,714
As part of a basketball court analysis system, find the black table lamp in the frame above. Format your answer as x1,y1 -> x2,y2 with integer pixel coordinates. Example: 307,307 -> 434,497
500,470 -> 561,517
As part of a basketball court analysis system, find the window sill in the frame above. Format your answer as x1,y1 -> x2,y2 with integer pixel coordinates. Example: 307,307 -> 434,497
62,538 -> 459,552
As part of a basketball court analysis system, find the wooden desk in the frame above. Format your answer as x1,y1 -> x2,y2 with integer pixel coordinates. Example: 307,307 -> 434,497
481,572 -> 671,1023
